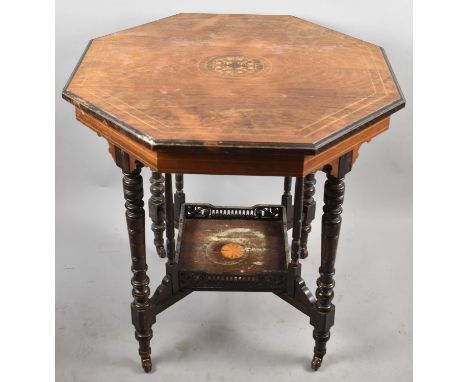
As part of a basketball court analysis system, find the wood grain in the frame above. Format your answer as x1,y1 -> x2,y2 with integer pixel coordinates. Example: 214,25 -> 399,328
64,13 -> 404,156
76,105 -> 389,176
178,219 -> 287,273
304,117 -> 390,176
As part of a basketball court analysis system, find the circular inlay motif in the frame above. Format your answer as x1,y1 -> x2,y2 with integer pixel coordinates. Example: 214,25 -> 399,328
220,243 -> 245,260
202,55 -> 265,77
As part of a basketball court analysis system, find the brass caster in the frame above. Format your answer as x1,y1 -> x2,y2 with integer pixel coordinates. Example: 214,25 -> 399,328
311,355 -> 322,371
141,357 -> 152,373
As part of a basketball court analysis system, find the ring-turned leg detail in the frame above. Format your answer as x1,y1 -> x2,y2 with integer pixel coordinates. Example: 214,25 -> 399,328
299,172 -> 316,259
165,174 -> 176,263
122,163 -> 154,373
174,174 -> 186,228
290,177 -> 304,265
311,329 -> 330,370
149,172 -> 166,258
312,173 -> 345,370
136,329 -> 153,373
282,177 -> 293,229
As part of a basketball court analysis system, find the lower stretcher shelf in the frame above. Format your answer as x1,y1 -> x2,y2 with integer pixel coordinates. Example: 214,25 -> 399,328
176,204 -> 289,291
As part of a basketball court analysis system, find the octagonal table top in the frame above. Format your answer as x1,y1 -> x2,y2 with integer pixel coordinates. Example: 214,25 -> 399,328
63,13 -> 404,156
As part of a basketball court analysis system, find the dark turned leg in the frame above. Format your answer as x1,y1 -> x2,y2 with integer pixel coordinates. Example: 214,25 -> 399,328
149,174 -> 191,320
286,176 -> 304,297
311,173 -> 345,370
174,174 -> 186,229
165,174 -> 176,264
282,177 -> 294,230
299,172 -> 317,259
291,177 -> 304,265
122,163 -> 154,373
149,172 -> 166,258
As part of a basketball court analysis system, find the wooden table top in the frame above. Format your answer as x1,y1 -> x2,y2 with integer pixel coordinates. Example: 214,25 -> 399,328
63,13 -> 404,158
62,14 -> 405,175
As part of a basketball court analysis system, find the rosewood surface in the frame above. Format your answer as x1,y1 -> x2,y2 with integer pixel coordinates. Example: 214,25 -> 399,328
63,13 -> 404,160
178,219 -> 287,273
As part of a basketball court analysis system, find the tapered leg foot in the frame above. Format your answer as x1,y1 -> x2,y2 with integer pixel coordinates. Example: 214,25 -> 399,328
311,328 -> 330,370
311,355 -> 322,371
135,328 -> 153,372
140,354 -> 152,373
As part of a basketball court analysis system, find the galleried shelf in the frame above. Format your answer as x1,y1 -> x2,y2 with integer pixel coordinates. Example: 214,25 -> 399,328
176,204 -> 289,292
62,13 -> 405,375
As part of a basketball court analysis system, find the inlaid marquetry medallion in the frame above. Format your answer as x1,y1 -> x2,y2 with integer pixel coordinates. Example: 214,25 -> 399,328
202,55 -> 265,77
220,243 -> 245,260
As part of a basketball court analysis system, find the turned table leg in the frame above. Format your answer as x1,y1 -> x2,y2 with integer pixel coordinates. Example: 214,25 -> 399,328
164,174 -> 176,263
290,177 -> 304,265
299,172 -> 317,259
122,163 -> 154,373
311,173 -> 345,370
282,176 -> 294,229
174,174 -> 186,228
149,172 -> 166,258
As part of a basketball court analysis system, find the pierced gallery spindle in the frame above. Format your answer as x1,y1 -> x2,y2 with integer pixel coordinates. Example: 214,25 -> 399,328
300,172 -> 317,259
149,172 -> 166,258
311,173 -> 345,370
122,163 -> 154,373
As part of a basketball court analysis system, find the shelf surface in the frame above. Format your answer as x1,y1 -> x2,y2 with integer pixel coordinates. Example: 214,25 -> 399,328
178,218 -> 287,274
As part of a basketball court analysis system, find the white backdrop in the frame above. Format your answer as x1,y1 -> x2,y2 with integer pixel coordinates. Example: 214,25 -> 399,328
56,2 -> 412,381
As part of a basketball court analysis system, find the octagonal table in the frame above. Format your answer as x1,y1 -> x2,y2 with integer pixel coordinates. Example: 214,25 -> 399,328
62,13 -> 404,373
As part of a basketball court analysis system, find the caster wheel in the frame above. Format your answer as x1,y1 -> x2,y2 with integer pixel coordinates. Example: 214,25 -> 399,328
299,248 -> 308,259
141,357 -> 152,373
311,355 -> 322,371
